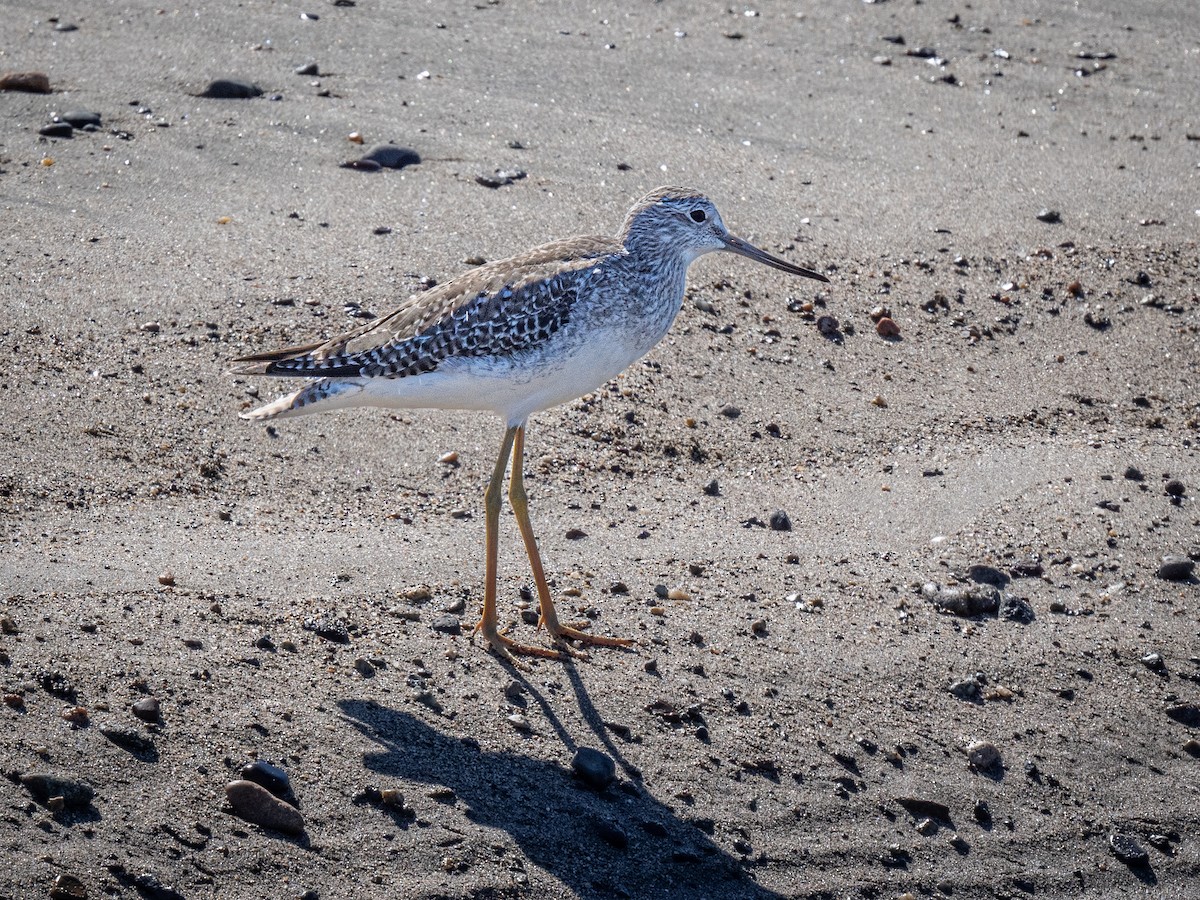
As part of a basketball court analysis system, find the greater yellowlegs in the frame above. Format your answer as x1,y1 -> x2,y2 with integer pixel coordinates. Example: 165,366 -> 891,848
232,186 -> 829,662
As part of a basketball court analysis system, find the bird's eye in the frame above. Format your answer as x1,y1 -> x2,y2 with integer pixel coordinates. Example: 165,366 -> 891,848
689,208 -> 707,223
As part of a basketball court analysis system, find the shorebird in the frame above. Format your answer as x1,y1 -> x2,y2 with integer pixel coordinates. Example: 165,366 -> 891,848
232,186 -> 828,662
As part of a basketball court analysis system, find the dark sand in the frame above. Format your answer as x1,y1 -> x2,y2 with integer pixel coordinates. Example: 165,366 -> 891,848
2,2 -> 1198,898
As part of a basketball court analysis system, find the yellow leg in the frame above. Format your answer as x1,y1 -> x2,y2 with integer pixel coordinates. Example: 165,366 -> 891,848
474,425 -> 563,663
509,425 -> 633,651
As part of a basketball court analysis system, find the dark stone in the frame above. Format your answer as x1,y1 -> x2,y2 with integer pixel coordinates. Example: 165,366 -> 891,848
295,61 -> 320,76
354,144 -> 421,170
768,510 -> 792,532
702,479 -> 720,496
1036,208 -> 1062,224
1123,465 -> 1144,481
1157,555 -> 1194,582
131,697 -> 161,721
39,121 -> 74,137
199,79 -> 262,99
59,110 -> 101,127
895,796 -> 951,821
302,617 -> 350,642
1166,703 -> 1200,727
241,760 -> 291,796
1109,832 -> 1149,865
20,773 -> 94,808
999,595 -> 1035,623
572,747 -> 616,790
1164,479 -> 1185,496
430,614 -> 461,635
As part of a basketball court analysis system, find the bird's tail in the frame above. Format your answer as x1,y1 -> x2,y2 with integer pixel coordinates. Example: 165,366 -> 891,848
240,378 -> 365,421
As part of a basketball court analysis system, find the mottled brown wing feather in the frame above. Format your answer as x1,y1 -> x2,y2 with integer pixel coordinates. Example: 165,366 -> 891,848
233,235 -> 622,379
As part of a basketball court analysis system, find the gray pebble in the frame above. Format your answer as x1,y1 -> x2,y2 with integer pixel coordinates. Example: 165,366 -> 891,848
768,510 -> 792,532
39,121 -> 73,138
295,61 -> 320,76
719,404 -> 741,418
949,676 -> 982,702
1036,208 -> 1062,224
1109,832 -> 1149,865
353,657 -> 375,677
572,747 -> 616,790
1140,652 -> 1165,671
302,617 -> 350,643
225,779 -> 304,834
1157,555 -> 1194,581
966,740 -> 1002,771
431,614 -> 461,635
924,583 -> 1000,617
999,595 -> 1035,623
359,145 -> 421,169
59,110 -> 101,127
702,479 -> 720,496
20,773 -> 94,808
199,79 -> 263,99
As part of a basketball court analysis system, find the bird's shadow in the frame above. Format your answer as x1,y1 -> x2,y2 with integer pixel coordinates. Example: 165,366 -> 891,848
338,665 -> 783,899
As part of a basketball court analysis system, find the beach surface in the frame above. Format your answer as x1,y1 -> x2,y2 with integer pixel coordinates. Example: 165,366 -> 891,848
2,2 -> 1198,897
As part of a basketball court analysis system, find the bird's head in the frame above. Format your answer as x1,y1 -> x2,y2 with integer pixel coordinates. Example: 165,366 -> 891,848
620,186 -> 828,282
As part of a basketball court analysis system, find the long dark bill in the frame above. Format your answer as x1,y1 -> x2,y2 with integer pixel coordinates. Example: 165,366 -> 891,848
722,233 -> 829,283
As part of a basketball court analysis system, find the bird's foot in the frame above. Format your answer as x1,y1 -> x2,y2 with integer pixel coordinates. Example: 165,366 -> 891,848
474,619 -> 571,667
543,618 -> 635,650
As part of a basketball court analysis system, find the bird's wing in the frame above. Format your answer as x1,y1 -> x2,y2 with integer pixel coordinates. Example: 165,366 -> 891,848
231,236 -> 622,378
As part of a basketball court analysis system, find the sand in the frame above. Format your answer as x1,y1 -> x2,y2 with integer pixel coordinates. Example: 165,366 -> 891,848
1,1 -> 1198,898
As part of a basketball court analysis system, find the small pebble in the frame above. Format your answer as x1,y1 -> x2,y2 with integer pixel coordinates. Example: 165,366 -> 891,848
39,122 -> 74,138
719,404 -> 741,418
1140,652 -> 1165,671
1157,555 -> 1194,582
768,509 -> 791,532
1164,479 -> 1185,496
199,79 -> 263,99
61,706 -> 89,726
59,110 -> 101,128
437,450 -> 459,464
225,780 -> 304,835
0,614 -> 17,634
353,657 -> 375,677
295,61 -> 320,76
702,479 -> 720,496
240,760 -> 291,796
1109,832 -> 1149,865
875,316 -> 901,337
966,740 -> 1002,771
0,71 -> 51,93
20,773 -> 94,808
572,747 -> 616,790
50,874 -> 86,900
131,697 -> 161,722
431,614 -> 461,635
507,713 -> 531,732
1036,208 -> 1062,224
157,570 -> 175,586
666,587 -> 690,602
